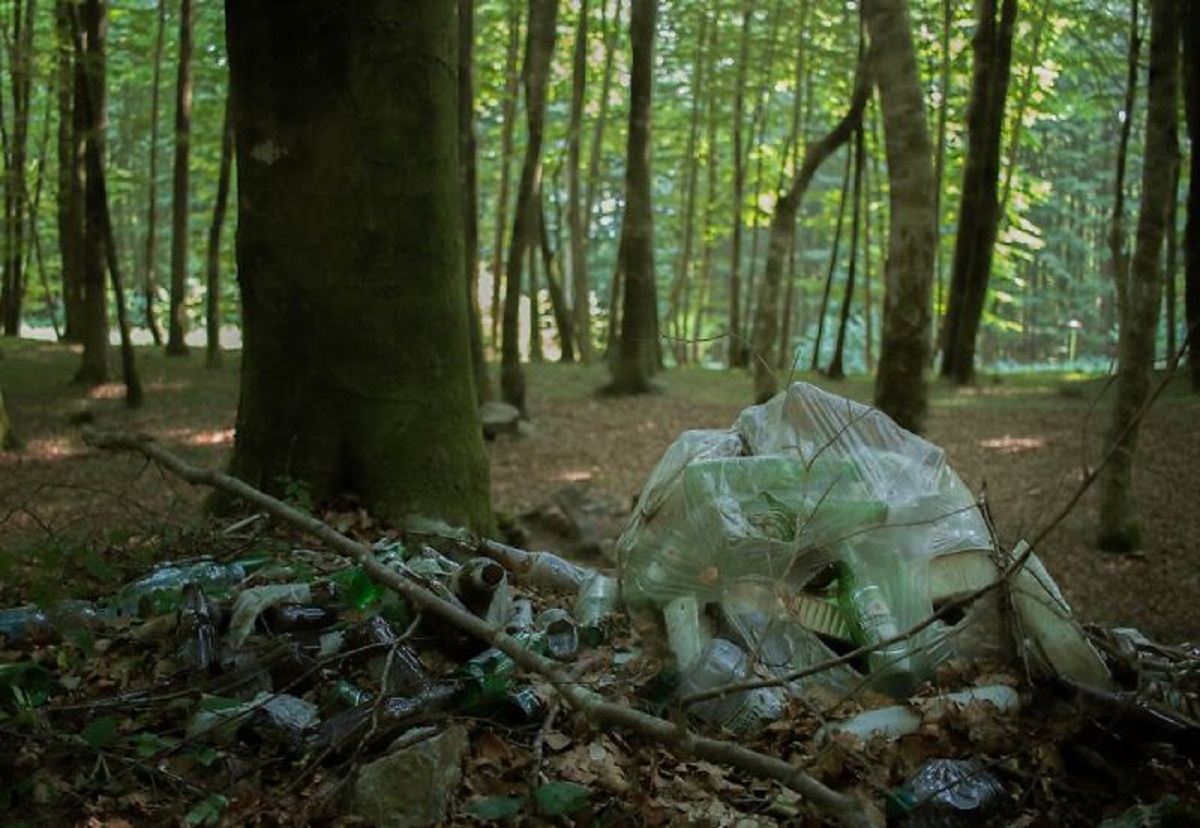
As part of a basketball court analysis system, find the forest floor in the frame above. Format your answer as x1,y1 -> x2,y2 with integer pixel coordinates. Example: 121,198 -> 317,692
1,338 -> 1199,826
3,338 -> 1197,642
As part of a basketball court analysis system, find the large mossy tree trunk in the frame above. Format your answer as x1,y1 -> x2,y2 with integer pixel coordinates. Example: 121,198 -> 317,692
165,0 -> 194,356
939,0 -> 1017,385
605,0 -> 659,395
1097,0 -> 1179,553
224,0 -> 493,535
863,0 -> 937,434
500,0 -> 558,416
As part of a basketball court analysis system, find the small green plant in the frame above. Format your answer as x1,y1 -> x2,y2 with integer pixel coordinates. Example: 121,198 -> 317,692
275,475 -> 314,514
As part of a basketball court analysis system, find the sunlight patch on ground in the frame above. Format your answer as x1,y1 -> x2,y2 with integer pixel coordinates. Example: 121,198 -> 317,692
554,469 -> 594,483
182,428 -> 236,447
87,383 -> 127,400
21,436 -> 81,458
979,435 -> 1046,453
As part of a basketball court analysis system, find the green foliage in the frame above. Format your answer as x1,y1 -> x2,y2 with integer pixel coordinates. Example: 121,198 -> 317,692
184,793 -> 229,827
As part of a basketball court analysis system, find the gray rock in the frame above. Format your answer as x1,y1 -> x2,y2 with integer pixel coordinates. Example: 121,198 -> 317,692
480,400 -> 522,440
348,724 -> 469,827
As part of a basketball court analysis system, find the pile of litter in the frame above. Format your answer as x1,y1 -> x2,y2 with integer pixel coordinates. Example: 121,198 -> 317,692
1,383 -> 1197,826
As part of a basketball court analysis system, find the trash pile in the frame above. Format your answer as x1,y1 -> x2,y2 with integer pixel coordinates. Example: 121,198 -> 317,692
2,382 -> 1198,825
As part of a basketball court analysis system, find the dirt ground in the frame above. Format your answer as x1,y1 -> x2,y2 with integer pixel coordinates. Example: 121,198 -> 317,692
2,341 -> 1198,643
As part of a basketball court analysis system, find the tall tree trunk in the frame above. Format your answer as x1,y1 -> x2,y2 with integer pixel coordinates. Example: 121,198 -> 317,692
751,66 -> 870,403
224,0 -> 493,534
864,0 -> 938,434
73,0 -> 110,385
538,194 -> 576,362
489,1 -> 521,350
727,0 -> 753,369
584,0 -> 621,262
1107,0 -> 1141,334
55,0 -> 84,342
777,4 -> 811,373
166,0 -> 194,355
606,0 -> 658,394
940,0 -> 1018,385
828,123 -> 866,380
69,0 -> 141,404
566,0 -> 592,363
1182,0 -> 1200,393
0,386 -> 17,450
460,0 -> 491,403
666,8 -> 709,366
140,0 -> 167,346
500,0 -> 558,416
205,91 -> 233,370
810,147 -> 853,372
1097,0 -> 1179,553
2,0 -> 37,336
931,0 -> 955,357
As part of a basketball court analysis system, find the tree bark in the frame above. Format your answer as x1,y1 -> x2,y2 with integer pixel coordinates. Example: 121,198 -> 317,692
204,91 -> 233,370
727,0 -> 753,369
141,0 -> 167,346
1097,0 -> 1179,553
606,0 -> 659,394
940,0 -> 1018,385
223,0 -> 493,533
1183,0 -> 1200,393
1,0 -> 37,336
566,0 -> 592,362
1107,0 -> 1140,334
55,0 -> 85,342
166,0 -> 194,356
489,1 -> 521,350
0,386 -> 16,450
751,66 -> 871,402
459,0 -> 492,403
500,0 -> 558,416
827,123 -> 866,380
73,0 -> 110,385
864,0 -> 938,434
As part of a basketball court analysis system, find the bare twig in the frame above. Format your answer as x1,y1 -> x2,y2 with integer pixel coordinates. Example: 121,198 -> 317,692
82,428 -> 876,828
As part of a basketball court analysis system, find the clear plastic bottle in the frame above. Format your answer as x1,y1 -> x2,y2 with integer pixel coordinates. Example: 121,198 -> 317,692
678,638 -> 786,734
837,561 -> 915,696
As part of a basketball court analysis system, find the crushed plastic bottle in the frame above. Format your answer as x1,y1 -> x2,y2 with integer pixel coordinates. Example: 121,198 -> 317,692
111,560 -> 249,617
677,638 -> 787,734
574,573 -> 619,645
889,758 -> 1006,826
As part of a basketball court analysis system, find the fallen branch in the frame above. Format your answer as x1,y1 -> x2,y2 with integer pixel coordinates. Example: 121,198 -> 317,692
82,428 -> 876,828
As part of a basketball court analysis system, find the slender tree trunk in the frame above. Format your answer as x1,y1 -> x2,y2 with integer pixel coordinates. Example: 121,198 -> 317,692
666,8 -> 709,367
205,92 -> 233,370
500,0 -> 558,416
828,123 -> 866,380
727,0 -> 753,369
777,5 -> 810,373
141,0 -> 167,345
1182,0 -> 1200,393
2,0 -> 37,336
584,0 -> 621,256
1108,0 -> 1140,334
55,0 -> 84,342
864,0 -> 938,434
693,76 -> 720,366
538,194 -> 576,362
811,147 -> 853,372
460,0 -> 491,403
751,66 -> 870,403
489,1 -> 522,350
166,0 -> 194,355
1098,0 -> 1179,553
70,0 -> 142,404
931,0 -> 955,357
528,234 -> 543,363
606,0 -> 658,394
1165,154 -> 1179,361
566,0 -> 592,363
940,0 -> 1017,385
0,386 -> 17,450
73,0 -> 110,384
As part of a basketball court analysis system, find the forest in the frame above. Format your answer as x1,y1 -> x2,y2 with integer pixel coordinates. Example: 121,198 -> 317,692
0,0 -> 1198,825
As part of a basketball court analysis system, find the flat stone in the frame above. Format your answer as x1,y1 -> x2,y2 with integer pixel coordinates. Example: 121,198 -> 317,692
348,724 -> 469,828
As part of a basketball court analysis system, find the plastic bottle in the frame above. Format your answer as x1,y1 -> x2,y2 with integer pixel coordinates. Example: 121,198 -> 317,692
574,573 -> 619,645
112,560 -> 248,617
890,757 -> 1006,826
677,638 -> 787,734
837,561 -> 915,696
